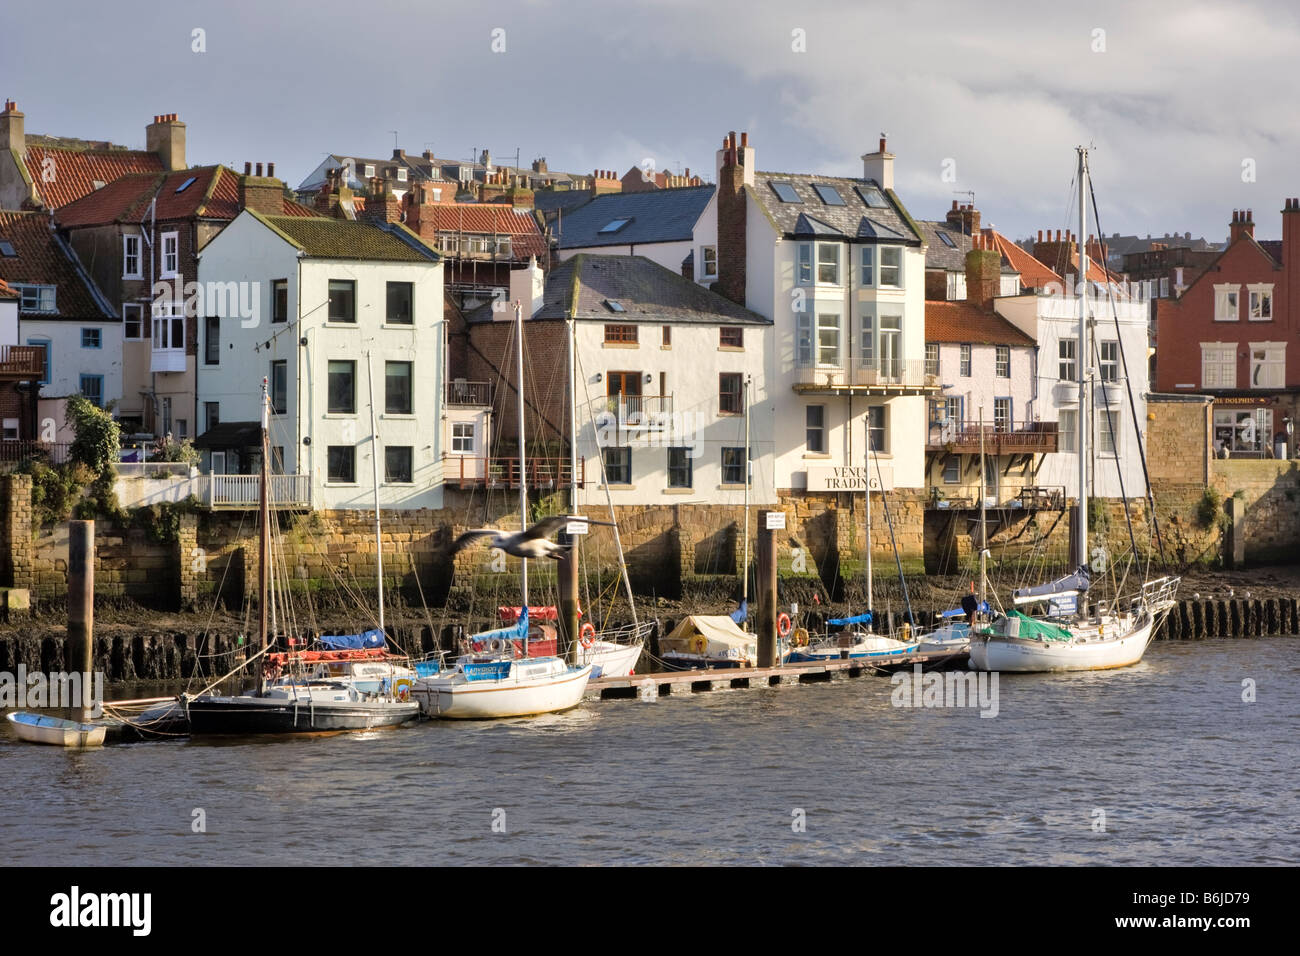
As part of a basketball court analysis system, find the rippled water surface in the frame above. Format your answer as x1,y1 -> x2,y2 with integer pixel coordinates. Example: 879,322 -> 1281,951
2,638 -> 1297,865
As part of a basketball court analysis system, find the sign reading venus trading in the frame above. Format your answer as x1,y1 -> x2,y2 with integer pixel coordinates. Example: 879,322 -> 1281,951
805,465 -> 893,492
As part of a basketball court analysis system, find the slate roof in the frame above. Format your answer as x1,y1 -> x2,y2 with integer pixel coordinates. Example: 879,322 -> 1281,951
0,210 -> 114,318
925,300 -> 1035,347
466,254 -> 770,326
22,144 -> 164,210
253,213 -> 440,262
749,172 -> 923,244
56,166 -> 318,227
554,186 -> 715,249
917,219 -> 975,271
533,188 -> 595,218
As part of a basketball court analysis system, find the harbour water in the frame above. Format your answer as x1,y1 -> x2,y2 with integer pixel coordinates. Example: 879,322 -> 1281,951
1,638 -> 1295,866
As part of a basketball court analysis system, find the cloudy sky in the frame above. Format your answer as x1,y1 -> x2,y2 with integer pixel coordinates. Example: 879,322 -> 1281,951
4,0 -> 1296,242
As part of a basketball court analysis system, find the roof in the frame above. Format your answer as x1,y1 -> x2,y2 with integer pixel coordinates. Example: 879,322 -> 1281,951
749,171 -> 922,244
984,229 -> 1060,289
0,278 -> 18,300
0,210 -> 113,318
253,213 -> 440,262
533,188 -> 595,218
23,144 -> 163,210
55,166 -> 318,228
193,421 -> 261,449
466,254 -> 771,326
555,186 -> 715,249
917,219 -> 975,271
420,203 -> 547,259
925,300 -> 1035,347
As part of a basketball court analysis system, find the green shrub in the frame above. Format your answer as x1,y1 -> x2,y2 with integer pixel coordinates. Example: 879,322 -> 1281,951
1196,486 -> 1222,528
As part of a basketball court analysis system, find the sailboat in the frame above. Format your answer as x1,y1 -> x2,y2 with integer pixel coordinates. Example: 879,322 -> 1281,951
969,148 -> 1179,672
410,300 -> 593,718
183,379 -> 419,733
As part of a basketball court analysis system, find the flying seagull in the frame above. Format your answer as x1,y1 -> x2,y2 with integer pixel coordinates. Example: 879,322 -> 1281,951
452,515 -> 613,560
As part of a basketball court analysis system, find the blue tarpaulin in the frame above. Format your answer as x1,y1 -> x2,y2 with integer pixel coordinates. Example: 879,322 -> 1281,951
827,612 -> 873,626
730,601 -> 748,624
939,602 -> 990,618
319,628 -> 386,650
468,606 -> 529,645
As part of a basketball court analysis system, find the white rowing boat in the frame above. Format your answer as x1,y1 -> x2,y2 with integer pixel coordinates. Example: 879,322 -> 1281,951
6,711 -> 106,747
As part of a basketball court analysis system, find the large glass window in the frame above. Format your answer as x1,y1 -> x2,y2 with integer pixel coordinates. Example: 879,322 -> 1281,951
879,246 -> 902,287
721,447 -> 747,485
1059,409 -> 1077,453
385,360 -> 413,414
602,446 -> 631,484
328,360 -> 356,414
123,235 -> 141,278
797,243 -> 813,285
328,279 -> 356,323
817,313 -> 840,366
719,373 -> 744,414
994,397 -> 1012,432
878,314 -> 901,378
925,343 -> 939,377
387,281 -> 413,324
817,243 -> 841,284
860,246 -> 874,286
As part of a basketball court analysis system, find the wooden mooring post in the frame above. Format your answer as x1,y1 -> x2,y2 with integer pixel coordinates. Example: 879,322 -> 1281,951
67,520 -> 94,722
756,509 -> 779,667
557,529 -> 580,664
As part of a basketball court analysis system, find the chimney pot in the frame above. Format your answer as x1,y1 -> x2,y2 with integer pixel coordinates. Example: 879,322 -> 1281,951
245,161 -> 252,175
741,132 -> 748,147
879,136 -> 886,152
268,162 -> 275,178
255,162 -> 263,177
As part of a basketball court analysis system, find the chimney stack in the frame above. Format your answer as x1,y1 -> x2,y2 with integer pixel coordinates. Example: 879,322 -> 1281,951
1033,228 -> 1078,275
1229,208 -> 1255,243
716,130 -> 751,305
0,99 -> 24,155
146,113 -> 187,171
238,162 -> 284,216
945,201 -> 980,236
965,234 -> 1001,311
861,133 -> 894,190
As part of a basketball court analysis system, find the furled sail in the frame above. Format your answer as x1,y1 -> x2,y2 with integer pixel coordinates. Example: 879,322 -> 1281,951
1012,567 -> 1091,605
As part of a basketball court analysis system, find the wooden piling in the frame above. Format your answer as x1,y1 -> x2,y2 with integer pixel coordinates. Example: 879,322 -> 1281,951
756,510 -> 778,668
557,530 -> 579,664
67,520 -> 94,722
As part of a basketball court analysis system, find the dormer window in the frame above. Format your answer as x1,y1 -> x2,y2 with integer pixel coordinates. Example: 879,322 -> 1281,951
364,164 -> 375,178
15,284 -> 56,313
397,168 -> 408,182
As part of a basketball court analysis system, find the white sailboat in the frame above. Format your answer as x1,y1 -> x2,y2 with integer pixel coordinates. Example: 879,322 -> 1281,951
970,148 -> 1179,672
411,300 -> 592,718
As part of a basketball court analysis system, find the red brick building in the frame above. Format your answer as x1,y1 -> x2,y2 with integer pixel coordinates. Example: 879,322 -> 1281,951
1156,205 -> 1300,457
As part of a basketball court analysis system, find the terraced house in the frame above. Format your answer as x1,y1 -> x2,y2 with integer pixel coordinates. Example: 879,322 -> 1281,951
195,210 -> 445,511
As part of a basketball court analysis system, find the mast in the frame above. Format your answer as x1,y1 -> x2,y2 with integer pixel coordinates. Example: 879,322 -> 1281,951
864,412 -> 873,627
978,406 -> 988,611
256,377 -> 270,692
515,301 -> 529,648
568,313 -> 579,514
366,351 -> 384,632
742,375 -> 751,609
1076,146 -> 1090,573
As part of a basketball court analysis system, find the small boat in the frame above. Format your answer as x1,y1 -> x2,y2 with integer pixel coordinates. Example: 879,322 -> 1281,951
916,619 -> 972,656
785,629 -> 919,663
6,711 -> 106,748
411,654 -> 592,720
187,682 -> 419,734
496,606 -> 648,678
658,615 -> 758,670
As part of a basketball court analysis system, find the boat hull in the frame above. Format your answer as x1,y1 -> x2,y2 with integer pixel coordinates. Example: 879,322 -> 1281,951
6,711 -> 106,747
579,640 -> 643,678
412,664 -> 592,719
185,695 -> 419,734
969,616 -> 1154,672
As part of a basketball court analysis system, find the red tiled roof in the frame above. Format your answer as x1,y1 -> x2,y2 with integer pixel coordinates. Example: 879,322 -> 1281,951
0,278 -> 18,300
54,166 -> 319,227
23,145 -> 164,210
422,203 -> 546,258
0,210 -> 111,318
925,299 -> 1035,347
983,229 -> 1059,289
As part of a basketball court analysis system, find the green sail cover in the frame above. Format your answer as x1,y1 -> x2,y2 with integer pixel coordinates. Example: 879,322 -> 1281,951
1006,610 -> 1073,642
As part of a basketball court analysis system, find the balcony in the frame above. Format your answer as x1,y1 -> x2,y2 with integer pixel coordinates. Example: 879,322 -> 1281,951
0,345 -> 45,381
595,394 -> 674,431
445,380 -> 492,406
793,358 -> 937,395
208,474 -> 311,510
927,420 -> 1059,455
443,455 -> 586,490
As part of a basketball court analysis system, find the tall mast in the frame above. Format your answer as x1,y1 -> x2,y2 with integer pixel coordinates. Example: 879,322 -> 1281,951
366,351 -> 384,632
568,314 -> 578,514
1076,147 -> 1090,572
742,375 -> 751,609
978,405 -> 987,611
256,377 -> 270,691
515,300 -> 529,612
864,413 -> 873,626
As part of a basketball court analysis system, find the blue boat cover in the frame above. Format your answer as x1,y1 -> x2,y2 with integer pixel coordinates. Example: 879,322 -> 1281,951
828,612 -> 873,626
319,628 -> 386,650
468,605 -> 530,644
939,602 -> 990,618
730,601 -> 748,624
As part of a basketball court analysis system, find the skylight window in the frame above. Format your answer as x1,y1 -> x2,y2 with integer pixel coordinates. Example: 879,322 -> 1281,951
605,299 -> 626,313
599,218 -> 632,234
812,183 -> 845,206
856,185 -> 888,208
770,181 -> 802,203
175,176 -> 197,193
938,231 -> 957,248
0,240 -> 15,257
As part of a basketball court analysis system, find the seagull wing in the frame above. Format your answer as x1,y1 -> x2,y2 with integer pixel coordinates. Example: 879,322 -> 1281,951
451,529 -> 499,553
520,515 -> 570,541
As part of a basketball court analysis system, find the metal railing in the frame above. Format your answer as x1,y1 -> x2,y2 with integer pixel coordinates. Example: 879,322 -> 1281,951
208,473 -> 311,510
443,455 -> 585,489
927,420 -> 1059,453
445,380 -> 492,406
0,439 -> 69,464
793,357 -> 935,389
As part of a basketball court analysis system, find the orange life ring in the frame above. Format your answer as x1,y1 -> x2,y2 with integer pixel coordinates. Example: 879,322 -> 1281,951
777,613 -> 793,637
580,623 -> 596,649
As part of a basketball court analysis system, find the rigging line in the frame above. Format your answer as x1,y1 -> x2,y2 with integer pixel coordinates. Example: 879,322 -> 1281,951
1087,334 -> 1141,563
184,506 -> 248,689
868,438 -> 913,624
1086,171 -> 1168,565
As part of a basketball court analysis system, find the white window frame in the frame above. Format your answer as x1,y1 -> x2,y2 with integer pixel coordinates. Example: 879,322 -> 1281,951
152,301 -> 186,352
1059,409 -> 1077,453
451,422 -> 475,454
797,243 -> 813,286
1214,283 -> 1240,322
995,345 -> 1010,378
860,246 -> 874,287
1058,338 -> 1077,382
123,303 -> 146,340
816,311 -> 841,367
160,231 -> 179,279
816,242 -> 841,286
122,234 -> 142,279
1248,283 -> 1274,321
363,164 -> 375,178
1200,342 -> 1236,389
1248,341 -> 1285,390
396,167 -> 408,182
879,246 -> 903,288
959,343 -> 971,377
1099,340 -> 1119,382
1097,409 -> 1119,456
701,245 -> 718,279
